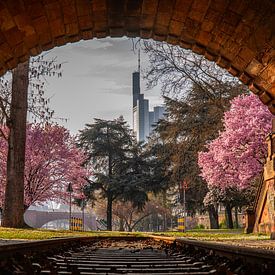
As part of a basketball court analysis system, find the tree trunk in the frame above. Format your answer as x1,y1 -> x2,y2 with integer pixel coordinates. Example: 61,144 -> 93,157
225,204 -> 234,229
106,194 -> 113,231
119,216 -> 124,231
128,226 -> 133,232
2,61 -> 29,228
234,207 -> 239,229
208,205 -> 219,229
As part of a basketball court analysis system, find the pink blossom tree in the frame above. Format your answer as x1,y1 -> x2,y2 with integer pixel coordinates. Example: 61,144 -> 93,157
0,123 -> 90,210
198,93 -> 274,189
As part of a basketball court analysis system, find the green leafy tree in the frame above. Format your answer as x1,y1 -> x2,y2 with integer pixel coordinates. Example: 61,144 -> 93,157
78,117 -> 160,230
78,117 -> 132,230
143,41 -> 248,227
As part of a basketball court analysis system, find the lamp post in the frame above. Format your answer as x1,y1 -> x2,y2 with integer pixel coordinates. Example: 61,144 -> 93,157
156,206 -> 159,232
67,182 -> 73,230
80,198 -> 86,231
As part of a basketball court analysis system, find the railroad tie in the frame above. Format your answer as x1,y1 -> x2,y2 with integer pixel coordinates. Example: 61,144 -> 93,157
40,246 -> 217,274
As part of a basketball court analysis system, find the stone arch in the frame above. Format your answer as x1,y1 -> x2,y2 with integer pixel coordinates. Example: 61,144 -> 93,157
0,0 -> 274,111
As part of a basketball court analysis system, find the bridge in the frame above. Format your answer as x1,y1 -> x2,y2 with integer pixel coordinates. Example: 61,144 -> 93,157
24,210 -> 97,230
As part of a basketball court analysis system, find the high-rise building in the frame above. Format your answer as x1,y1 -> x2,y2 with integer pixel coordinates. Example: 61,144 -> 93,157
136,95 -> 149,141
154,106 -> 165,122
132,71 -> 140,108
132,73 -> 150,142
148,106 -> 166,133
132,72 -> 165,141
149,111 -> 154,134
132,51 -> 165,142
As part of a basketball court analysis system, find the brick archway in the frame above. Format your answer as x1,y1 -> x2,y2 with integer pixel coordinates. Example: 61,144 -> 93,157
0,0 -> 274,111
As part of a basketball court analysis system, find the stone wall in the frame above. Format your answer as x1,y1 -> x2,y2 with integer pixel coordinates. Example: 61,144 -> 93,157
245,127 -> 275,236
0,0 -> 274,112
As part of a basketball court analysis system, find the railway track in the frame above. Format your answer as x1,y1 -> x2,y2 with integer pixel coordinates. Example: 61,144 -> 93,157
0,236 -> 274,275
44,245 -> 216,274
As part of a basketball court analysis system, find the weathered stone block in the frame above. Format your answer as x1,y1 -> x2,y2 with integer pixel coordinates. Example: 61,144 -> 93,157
192,43 -> 205,55
141,0 -> 158,15
201,20 -> 214,32
4,27 -> 24,46
65,22 -> 79,36
227,66 -> 239,77
0,8 -> 16,31
238,72 -> 252,84
168,20 -> 183,36
245,58 -> 264,76
63,5 -> 78,24
78,15 -> 93,31
259,91 -> 272,104
216,55 -> 230,69
172,0 -> 192,21
76,0 -> 91,17
196,30 -> 211,45
188,0 -> 210,22
49,18 -> 65,38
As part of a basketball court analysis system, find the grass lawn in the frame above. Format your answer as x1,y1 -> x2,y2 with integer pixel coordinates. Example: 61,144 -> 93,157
0,227 -> 144,240
150,229 -> 269,241
0,227 -> 269,241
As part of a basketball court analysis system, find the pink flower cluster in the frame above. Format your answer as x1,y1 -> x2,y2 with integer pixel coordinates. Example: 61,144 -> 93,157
0,123 -> 91,208
198,94 -> 273,189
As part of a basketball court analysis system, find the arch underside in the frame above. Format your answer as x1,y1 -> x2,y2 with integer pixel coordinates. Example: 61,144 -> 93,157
0,0 -> 274,111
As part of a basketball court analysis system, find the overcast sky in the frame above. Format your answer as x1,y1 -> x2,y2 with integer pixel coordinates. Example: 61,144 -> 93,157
41,37 -> 163,134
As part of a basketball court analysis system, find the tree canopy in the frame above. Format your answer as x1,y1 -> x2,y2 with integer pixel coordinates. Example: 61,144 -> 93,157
198,94 -> 274,189
78,117 -> 164,230
0,123 -> 89,209
142,40 -> 250,227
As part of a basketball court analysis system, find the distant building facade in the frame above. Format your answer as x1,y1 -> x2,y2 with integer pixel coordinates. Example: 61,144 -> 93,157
132,70 -> 165,142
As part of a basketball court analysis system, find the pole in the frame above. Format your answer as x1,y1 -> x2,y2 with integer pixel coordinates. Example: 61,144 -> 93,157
183,188 -> 186,232
69,192 -> 72,230
67,182 -> 73,231
82,204 -> 85,232
157,214 -> 159,232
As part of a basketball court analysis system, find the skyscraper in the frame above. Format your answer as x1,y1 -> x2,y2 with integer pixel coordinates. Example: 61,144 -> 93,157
132,51 -> 165,142
132,73 -> 150,142
132,71 -> 140,108
149,111 -> 154,134
150,106 -> 165,132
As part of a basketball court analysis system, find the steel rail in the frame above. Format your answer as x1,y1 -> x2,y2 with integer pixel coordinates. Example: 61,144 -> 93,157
149,235 -> 275,262
0,236 -> 149,257
0,235 -> 274,274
